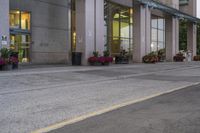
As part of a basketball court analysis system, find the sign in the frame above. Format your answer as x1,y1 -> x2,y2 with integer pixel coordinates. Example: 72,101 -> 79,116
1,36 -> 8,46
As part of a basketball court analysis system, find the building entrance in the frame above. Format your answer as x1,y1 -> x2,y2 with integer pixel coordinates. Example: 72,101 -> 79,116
10,33 -> 31,63
104,1 -> 133,58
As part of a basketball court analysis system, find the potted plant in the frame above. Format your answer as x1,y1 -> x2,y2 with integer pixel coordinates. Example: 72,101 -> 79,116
174,52 -> 185,62
193,55 -> 200,61
103,50 -> 113,65
158,49 -> 165,62
115,49 -> 129,64
88,51 -> 100,66
143,52 -> 159,63
88,51 -> 113,66
0,58 -> 6,71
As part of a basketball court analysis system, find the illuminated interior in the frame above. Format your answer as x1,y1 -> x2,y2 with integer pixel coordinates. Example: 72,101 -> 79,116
71,0 -> 76,52
104,1 -> 133,57
9,10 -> 31,63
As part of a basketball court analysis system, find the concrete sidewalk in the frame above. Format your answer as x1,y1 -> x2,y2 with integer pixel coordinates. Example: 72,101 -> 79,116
0,62 -> 200,133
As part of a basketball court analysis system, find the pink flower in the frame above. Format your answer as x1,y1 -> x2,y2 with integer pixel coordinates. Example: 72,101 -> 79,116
98,57 -> 106,63
0,58 -> 5,65
9,57 -> 19,64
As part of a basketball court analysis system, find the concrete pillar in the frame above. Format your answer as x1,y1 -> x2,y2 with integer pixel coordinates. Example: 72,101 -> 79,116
133,4 -> 151,62
166,16 -> 179,61
0,0 -> 9,49
76,0 -> 104,65
187,22 -> 197,57
145,6 -> 151,54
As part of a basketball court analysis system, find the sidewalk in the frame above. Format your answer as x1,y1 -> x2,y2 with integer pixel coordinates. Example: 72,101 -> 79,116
0,62 -> 200,133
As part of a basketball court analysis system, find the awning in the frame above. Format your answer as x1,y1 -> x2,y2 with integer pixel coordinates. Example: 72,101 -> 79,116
136,0 -> 200,23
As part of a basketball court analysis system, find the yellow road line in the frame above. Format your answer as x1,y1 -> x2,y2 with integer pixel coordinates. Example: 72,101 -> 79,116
31,82 -> 199,133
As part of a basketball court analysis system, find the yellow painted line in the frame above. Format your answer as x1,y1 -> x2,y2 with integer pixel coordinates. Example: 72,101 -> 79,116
31,82 -> 199,133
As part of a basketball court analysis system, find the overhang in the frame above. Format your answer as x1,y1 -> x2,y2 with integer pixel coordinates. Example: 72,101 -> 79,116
136,0 -> 200,23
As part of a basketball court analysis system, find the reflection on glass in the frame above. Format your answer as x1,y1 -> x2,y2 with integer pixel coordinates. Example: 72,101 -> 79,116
10,34 -> 30,63
10,10 -> 20,29
10,10 -> 31,30
151,15 -> 165,52
21,12 -> 31,30
104,1 -> 133,56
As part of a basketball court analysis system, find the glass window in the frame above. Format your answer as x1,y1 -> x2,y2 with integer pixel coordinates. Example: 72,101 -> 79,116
158,30 -> 164,42
104,1 -> 133,57
9,10 -> 31,31
10,10 -> 20,29
151,42 -> 157,52
21,12 -> 31,30
151,15 -> 165,53
152,19 -> 157,28
158,42 -> 164,50
152,28 -> 157,41
158,19 -> 164,30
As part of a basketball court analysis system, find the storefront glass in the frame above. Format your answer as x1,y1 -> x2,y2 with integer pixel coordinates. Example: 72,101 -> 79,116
151,15 -> 165,52
71,0 -> 76,52
9,10 -> 31,63
104,1 -> 133,57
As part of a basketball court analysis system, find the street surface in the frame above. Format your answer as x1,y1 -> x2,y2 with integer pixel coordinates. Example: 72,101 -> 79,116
0,62 -> 200,133
50,84 -> 200,133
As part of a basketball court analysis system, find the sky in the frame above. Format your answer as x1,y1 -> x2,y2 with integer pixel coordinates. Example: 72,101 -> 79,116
197,0 -> 200,18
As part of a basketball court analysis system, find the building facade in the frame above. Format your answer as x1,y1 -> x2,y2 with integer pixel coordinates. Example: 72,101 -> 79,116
0,0 -> 199,65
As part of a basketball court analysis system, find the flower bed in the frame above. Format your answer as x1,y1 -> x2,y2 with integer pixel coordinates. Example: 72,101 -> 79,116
0,48 -> 19,71
143,52 -> 159,63
88,51 -> 113,66
193,55 -> 200,61
174,52 -> 185,62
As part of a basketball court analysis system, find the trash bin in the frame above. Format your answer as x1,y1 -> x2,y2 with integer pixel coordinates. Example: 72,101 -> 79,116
72,52 -> 82,65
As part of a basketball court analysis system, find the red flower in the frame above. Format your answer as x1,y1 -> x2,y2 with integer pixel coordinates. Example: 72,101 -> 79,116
105,57 -> 113,63
98,57 -> 106,63
88,56 -> 98,63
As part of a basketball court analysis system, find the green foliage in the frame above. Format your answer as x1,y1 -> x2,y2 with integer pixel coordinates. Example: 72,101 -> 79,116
197,23 -> 200,55
179,20 -> 187,51
93,51 -> 99,57
103,50 -> 110,57
0,48 -> 11,59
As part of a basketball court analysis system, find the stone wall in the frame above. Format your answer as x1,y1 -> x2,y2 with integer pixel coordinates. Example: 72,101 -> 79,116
10,0 -> 70,64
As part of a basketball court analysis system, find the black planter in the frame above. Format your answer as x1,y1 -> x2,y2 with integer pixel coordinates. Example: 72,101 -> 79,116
115,56 -> 129,64
12,63 -> 18,69
0,65 -> 3,71
72,52 -> 82,66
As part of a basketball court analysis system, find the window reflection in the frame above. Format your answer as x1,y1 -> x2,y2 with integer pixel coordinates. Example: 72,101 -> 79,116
151,15 -> 165,52
21,12 -> 31,30
10,10 -> 20,29
10,10 -> 31,31
104,1 -> 133,57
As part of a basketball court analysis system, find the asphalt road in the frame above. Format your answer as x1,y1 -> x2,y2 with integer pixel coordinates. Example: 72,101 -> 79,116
1,62 -> 200,133
50,84 -> 200,133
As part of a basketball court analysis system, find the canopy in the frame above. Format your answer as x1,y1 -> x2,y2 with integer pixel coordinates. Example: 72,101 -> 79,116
136,0 -> 200,23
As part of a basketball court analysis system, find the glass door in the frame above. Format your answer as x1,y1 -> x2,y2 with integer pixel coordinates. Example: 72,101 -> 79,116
104,1 -> 133,57
10,34 -> 31,63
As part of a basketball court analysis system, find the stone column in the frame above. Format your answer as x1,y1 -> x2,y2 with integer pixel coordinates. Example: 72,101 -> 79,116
187,22 -> 197,57
165,16 -> 179,61
76,0 -> 104,65
133,4 -> 151,62
0,0 -> 9,49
